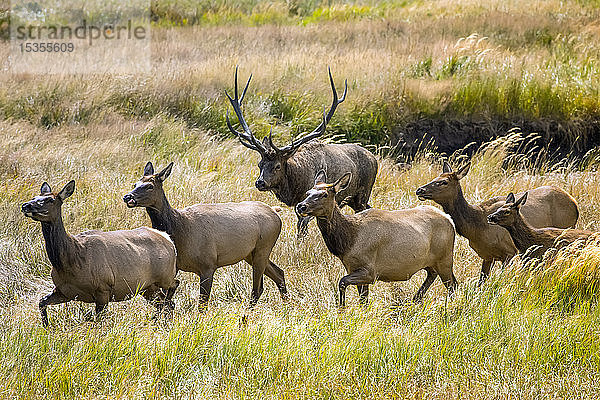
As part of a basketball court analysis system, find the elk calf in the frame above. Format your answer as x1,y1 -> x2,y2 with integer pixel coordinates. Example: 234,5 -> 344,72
297,171 -> 457,307
22,181 -> 178,327
416,161 -> 579,284
488,192 -> 594,258
123,162 -> 287,308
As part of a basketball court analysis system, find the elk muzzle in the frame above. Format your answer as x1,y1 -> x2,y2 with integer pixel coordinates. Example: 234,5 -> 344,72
415,186 -> 432,201
296,202 -> 309,217
123,194 -> 137,208
255,179 -> 268,191
21,201 -> 47,218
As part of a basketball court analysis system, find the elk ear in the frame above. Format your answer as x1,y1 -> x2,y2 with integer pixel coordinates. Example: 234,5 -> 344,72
506,192 -> 516,204
314,170 -> 327,185
143,162 -> 154,177
442,161 -> 453,173
58,180 -> 75,201
156,162 -> 173,182
40,182 -> 52,195
455,162 -> 471,180
333,172 -> 352,193
515,192 -> 528,208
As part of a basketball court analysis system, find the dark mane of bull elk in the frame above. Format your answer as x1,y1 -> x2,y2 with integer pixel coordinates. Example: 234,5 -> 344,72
225,67 -> 378,237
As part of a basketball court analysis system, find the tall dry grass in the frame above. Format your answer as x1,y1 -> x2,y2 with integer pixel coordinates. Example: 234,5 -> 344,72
0,0 -> 600,398
0,115 -> 599,398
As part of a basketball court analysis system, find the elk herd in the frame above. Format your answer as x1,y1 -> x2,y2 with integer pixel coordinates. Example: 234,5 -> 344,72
21,69 -> 595,326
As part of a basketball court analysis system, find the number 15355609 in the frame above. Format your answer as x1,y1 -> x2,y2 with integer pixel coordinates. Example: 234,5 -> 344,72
19,42 -> 75,52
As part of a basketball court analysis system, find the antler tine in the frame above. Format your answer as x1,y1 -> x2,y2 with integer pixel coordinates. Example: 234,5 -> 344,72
267,125 -> 281,153
278,68 -> 346,154
225,67 -> 267,154
225,110 -> 259,151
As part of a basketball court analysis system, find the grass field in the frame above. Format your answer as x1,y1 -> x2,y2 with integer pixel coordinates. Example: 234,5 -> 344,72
1,0 -> 600,399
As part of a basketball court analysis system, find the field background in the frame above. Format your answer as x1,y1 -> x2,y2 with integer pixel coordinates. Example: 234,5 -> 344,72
1,0 -> 600,398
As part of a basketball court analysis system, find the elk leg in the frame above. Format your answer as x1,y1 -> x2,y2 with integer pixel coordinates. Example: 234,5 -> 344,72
437,270 -> 458,298
357,285 -> 369,306
39,289 -> 69,327
339,268 -> 374,308
198,271 -> 215,312
95,303 -> 107,319
413,267 -> 438,303
478,260 -> 493,286
263,261 -> 288,301
249,265 -> 266,308
96,292 -> 110,318
165,279 -> 180,311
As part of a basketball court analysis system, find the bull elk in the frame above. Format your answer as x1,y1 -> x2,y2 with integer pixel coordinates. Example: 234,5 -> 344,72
225,67 -> 378,237
296,170 -> 457,307
488,192 -> 594,258
22,181 -> 178,327
123,162 -> 288,308
415,161 -> 579,284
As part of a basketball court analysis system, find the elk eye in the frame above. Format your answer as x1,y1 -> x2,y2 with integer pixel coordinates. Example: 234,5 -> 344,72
274,164 -> 281,171
439,181 -> 448,186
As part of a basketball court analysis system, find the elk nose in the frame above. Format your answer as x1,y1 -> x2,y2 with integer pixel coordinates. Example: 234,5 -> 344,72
296,203 -> 308,214
21,203 -> 31,213
255,180 -> 266,190
123,194 -> 132,203
415,187 -> 425,196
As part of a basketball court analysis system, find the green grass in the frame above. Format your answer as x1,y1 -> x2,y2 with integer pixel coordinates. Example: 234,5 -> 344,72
0,116 -> 599,398
1,0 -> 600,398
1,0 -> 600,152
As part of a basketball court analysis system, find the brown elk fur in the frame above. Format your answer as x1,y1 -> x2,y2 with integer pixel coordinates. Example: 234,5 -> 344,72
123,162 -> 287,309
488,192 -> 594,258
297,171 -> 456,307
22,181 -> 178,327
416,161 -> 579,284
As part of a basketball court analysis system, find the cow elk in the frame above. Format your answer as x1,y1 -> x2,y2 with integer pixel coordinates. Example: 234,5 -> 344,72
22,181 -> 178,327
296,171 -> 457,307
225,67 -> 378,237
415,161 -> 579,284
488,192 -> 594,258
123,162 -> 288,308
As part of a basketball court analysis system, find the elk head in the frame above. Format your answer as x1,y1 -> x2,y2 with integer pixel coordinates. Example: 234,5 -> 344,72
416,161 -> 471,204
487,192 -> 528,227
123,162 -> 173,209
225,67 -> 347,192
21,181 -> 75,223
296,170 -> 352,218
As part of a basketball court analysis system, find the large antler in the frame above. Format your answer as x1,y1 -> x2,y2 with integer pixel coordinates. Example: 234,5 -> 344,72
225,67 -> 268,155
276,67 -> 348,154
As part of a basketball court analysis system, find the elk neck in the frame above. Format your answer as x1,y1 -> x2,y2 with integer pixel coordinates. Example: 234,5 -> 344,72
502,212 -> 544,253
146,192 -> 179,235
315,205 -> 357,257
273,162 -> 313,207
40,215 -> 77,271
438,185 -> 487,238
